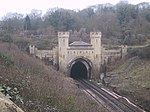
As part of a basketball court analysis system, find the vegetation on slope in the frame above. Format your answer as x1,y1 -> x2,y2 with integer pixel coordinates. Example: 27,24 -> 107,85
110,56 -> 150,111
0,42 -> 108,112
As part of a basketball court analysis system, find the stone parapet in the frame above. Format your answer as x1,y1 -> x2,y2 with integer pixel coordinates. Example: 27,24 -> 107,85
58,32 -> 69,38
90,32 -> 101,38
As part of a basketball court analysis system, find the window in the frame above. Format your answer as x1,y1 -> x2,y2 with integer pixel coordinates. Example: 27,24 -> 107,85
96,39 -> 98,43
63,39 -> 65,45
96,54 -> 98,58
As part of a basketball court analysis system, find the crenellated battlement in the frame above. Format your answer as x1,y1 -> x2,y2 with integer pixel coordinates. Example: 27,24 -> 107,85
58,32 -> 69,38
90,32 -> 101,38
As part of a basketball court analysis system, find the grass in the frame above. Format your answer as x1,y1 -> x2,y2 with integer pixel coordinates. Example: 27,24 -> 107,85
109,56 -> 150,111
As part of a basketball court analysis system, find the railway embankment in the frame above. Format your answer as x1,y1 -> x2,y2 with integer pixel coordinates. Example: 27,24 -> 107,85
106,56 -> 150,111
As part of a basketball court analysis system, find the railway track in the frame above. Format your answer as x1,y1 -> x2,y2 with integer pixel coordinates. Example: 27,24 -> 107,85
77,79 -> 145,112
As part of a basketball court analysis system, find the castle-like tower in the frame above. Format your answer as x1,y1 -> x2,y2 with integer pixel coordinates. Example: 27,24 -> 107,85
29,45 -> 36,55
90,32 -> 101,76
58,32 -> 69,71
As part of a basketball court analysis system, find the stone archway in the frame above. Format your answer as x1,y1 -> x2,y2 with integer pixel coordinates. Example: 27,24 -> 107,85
67,57 -> 92,79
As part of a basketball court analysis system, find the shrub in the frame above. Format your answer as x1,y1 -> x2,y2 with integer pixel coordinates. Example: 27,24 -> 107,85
14,40 -> 29,51
1,34 -> 13,43
127,48 -> 139,57
0,84 -> 23,103
138,45 -> 150,59
0,52 -> 14,67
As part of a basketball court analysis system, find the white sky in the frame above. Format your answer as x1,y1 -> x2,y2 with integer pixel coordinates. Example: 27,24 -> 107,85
0,0 -> 150,18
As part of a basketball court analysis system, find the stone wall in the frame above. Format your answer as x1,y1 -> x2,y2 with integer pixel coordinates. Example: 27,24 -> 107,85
0,92 -> 24,112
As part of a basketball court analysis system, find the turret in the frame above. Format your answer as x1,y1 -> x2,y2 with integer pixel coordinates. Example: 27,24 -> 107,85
58,32 -> 69,51
58,32 -> 69,71
29,45 -> 35,55
121,45 -> 128,58
90,32 -> 102,77
90,32 -> 101,49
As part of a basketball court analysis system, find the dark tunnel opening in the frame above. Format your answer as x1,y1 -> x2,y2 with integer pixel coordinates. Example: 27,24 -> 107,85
70,61 -> 88,79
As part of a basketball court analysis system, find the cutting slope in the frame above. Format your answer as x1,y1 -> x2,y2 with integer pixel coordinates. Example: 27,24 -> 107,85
110,56 -> 150,111
0,42 -> 108,112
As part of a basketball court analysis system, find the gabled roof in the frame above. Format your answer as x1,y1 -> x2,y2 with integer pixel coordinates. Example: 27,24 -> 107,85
69,41 -> 92,46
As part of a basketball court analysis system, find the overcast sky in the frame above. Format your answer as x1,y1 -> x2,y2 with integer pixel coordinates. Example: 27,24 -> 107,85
0,0 -> 150,18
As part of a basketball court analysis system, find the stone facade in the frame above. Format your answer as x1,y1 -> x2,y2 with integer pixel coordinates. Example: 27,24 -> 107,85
29,32 -> 127,79
29,45 -> 54,61
58,32 -> 101,78
102,45 -> 127,64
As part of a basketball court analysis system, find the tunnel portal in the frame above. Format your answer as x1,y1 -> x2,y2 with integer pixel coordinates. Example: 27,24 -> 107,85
70,61 -> 88,79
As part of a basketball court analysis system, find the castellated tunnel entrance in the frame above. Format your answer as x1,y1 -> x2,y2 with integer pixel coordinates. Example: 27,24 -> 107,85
68,57 -> 92,79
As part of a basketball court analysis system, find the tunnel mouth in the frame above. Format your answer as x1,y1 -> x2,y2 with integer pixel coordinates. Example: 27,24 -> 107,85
70,61 -> 88,79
